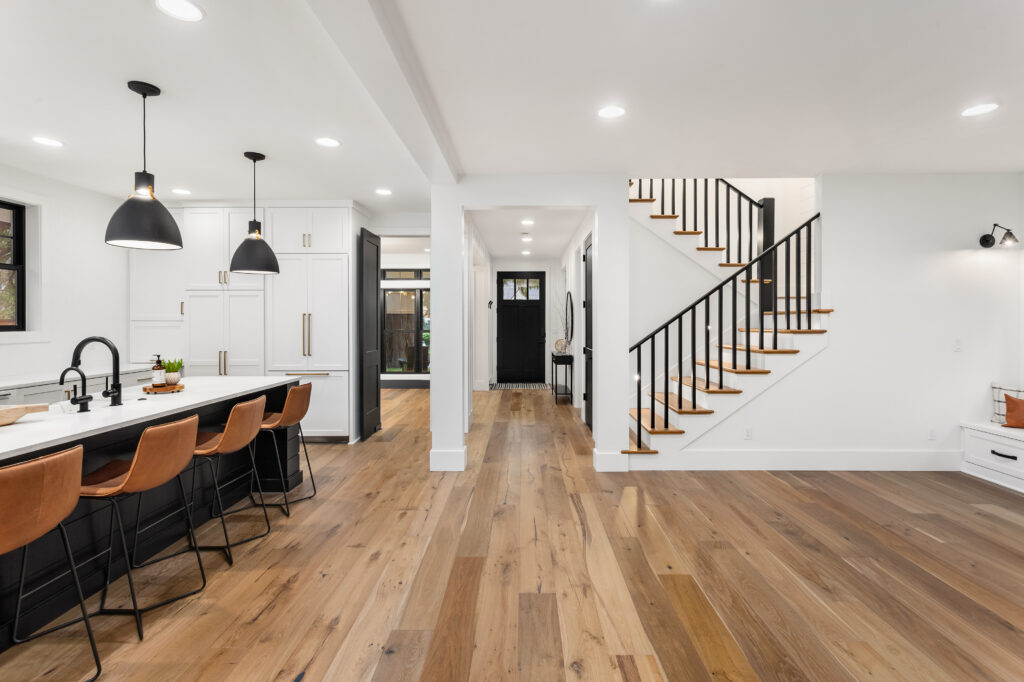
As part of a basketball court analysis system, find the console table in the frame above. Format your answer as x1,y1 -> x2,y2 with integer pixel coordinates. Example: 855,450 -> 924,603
551,353 -> 574,403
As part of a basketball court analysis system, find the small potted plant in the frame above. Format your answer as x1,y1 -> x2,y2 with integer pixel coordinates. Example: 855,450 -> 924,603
164,358 -> 184,386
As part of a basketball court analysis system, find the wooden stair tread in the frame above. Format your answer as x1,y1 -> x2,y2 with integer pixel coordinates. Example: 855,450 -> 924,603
719,263 -> 747,267
742,279 -> 772,284
651,392 -> 714,415
628,409 -> 684,435
763,308 -> 830,315
674,230 -> 703,235
630,198 -> 656,203
673,376 -> 743,394
739,328 -> 827,335
695,360 -> 770,375
720,343 -> 800,355
812,308 -> 834,313
696,247 -> 726,252
623,429 -> 657,454
651,214 -> 679,219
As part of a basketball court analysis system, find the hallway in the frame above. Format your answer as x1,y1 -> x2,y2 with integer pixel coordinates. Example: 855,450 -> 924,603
3,388 -> 1024,680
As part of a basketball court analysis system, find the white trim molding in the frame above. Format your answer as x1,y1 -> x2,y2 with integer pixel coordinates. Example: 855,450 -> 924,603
430,447 -> 467,471
627,448 -> 963,471
593,449 -> 629,472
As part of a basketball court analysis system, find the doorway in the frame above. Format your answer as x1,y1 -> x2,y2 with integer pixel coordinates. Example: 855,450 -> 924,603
496,271 -> 545,383
583,234 -> 593,429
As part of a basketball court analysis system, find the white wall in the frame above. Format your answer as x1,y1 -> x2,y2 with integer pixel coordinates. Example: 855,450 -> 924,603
0,163 -> 127,379
559,211 -> 594,413
690,173 -> 1022,466
727,177 -> 818,235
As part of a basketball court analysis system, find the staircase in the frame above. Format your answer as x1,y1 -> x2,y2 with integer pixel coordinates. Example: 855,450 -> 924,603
624,184 -> 828,458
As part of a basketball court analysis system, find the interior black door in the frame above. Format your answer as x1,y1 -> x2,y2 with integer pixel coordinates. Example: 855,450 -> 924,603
358,228 -> 382,438
496,271 -> 545,383
583,235 -> 593,429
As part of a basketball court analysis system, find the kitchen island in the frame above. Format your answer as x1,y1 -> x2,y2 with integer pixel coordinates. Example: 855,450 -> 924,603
0,375 -> 301,649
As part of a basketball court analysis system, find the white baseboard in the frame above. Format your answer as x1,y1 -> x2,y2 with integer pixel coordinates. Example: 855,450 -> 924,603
962,461 -> 1024,494
626,448 -> 963,471
473,379 -> 490,391
594,449 -> 629,472
430,447 -> 467,471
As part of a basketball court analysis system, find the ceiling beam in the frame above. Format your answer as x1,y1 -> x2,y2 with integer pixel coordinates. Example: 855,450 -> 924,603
304,0 -> 462,183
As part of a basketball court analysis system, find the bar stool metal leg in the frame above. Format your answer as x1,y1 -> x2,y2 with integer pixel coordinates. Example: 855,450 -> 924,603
97,499 -> 144,640
254,425 -> 318,516
194,444 -> 272,563
11,524 -> 102,682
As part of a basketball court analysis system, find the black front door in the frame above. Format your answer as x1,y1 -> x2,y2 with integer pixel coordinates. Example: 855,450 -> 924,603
358,228 -> 382,438
583,235 -> 593,429
496,271 -> 545,383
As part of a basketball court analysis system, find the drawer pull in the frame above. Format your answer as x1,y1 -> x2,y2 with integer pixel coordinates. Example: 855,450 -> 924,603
0,393 -> 11,399
991,449 -> 1019,461
285,372 -> 329,376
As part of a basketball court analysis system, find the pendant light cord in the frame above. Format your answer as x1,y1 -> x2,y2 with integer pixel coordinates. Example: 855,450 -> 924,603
141,94 -> 148,172
253,159 -> 257,220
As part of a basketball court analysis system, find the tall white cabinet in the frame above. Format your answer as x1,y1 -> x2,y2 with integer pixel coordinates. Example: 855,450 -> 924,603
129,203 -> 360,439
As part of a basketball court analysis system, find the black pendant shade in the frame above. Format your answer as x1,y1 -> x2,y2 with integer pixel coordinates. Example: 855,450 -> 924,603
230,151 -> 279,275
105,81 -> 183,250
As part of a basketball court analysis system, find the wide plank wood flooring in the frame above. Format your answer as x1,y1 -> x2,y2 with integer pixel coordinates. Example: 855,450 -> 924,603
2,388 -> 1024,680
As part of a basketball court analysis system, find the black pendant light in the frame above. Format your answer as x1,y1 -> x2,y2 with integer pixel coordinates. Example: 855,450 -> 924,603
105,81 -> 182,250
229,152 -> 279,274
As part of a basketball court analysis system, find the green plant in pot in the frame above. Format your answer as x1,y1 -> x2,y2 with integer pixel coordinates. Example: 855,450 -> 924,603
164,358 -> 184,386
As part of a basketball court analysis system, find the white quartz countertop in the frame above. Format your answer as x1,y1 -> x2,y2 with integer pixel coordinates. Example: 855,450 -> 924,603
0,375 -> 295,462
0,364 -> 153,392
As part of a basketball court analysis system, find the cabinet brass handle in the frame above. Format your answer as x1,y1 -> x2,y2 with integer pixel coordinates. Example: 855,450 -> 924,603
223,350 -> 228,375
991,449 -> 1019,461
301,314 -> 307,356
307,313 -> 312,356
180,301 -> 184,315
285,372 -> 329,376
307,233 -> 311,248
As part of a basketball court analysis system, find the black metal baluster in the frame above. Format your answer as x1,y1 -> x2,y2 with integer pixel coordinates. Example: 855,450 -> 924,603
795,231 -> 802,330
703,178 -> 709,236
731,278 -> 737,369
690,311 -> 697,409
757,263 -> 764,353
748,203 -> 754,262
676,315 -> 682,411
785,241 -> 791,329
772,249 -> 779,350
692,176 -> 697,232
737,197 -> 743,264
636,350 -> 642,446
717,288 -> 724,387
663,327 -> 669,427
660,178 -> 665,216
704,302 -> 710,390
681,179 -> 687,230
671,178 -> 676,218
649,337 -> 655,431
725,189 -> 731,262
806,221 -> 813,330
744,272 -> 751,369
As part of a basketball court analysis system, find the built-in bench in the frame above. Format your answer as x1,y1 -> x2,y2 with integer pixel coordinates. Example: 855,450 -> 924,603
961,421 -> 1024,493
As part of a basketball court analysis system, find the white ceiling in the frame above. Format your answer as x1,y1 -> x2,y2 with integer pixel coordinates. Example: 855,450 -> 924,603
381,236 -> 430,254
393,0 -> 1024,176
0,0 -> 429,212
468,208 -> 589,260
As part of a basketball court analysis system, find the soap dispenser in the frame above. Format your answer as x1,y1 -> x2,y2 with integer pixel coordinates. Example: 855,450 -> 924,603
151,354 -> 166,388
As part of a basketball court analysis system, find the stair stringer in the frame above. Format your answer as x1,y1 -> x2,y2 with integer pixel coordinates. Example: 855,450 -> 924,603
628,207 -> 733,280
625,332 -> 829,469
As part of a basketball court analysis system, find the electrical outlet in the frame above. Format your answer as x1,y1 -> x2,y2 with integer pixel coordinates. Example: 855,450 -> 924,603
744,427 -> 753,440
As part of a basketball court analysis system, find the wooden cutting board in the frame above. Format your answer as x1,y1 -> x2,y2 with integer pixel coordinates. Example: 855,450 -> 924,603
0,404 -> 49,427
142,383 -> 184,394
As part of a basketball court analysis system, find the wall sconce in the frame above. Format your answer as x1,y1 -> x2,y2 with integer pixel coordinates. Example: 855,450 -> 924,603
980,223 -> 1019,248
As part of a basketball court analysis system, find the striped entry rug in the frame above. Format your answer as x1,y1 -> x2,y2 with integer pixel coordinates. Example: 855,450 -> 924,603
490,383 -> 550,390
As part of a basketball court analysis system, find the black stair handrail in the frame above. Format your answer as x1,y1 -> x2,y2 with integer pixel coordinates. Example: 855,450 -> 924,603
630,178 -> 770,265
628,213 -> 821,446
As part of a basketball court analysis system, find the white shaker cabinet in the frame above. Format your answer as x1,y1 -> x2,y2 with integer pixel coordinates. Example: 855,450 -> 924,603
185,290 -> 264,377
129,208 -> 186,321
182,208 -> 228,290
267,207 -> 349,254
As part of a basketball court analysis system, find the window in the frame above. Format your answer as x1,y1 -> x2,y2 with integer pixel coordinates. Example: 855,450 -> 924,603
383,288 -> 430,373
382,269 -> 429,280
0,201 -> 26,332
501,277 -> 541,301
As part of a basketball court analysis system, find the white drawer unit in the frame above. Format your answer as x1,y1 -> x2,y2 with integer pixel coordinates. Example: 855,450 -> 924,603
269,371 -> 349,438
0,389 -> 19,406
961,423 -> 1024,493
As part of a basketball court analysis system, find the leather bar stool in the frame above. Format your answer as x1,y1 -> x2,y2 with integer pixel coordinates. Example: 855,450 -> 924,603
79,414 -> 204,640
257,382 -> 317,517
190,395 -> 270,566
3,446 -> 101,681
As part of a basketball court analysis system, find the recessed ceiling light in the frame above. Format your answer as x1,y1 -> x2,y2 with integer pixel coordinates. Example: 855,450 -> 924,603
375,188 -> 392,196
32,136 -> 63,147
521,234 -> 533,242
315,137 -> 341,147
598,105 -> 625,119
171,188 -> 191,195
961,103 -> 999,117
521,250 -> 531,256
155,0 -> 204,22
521,219 -> 534,226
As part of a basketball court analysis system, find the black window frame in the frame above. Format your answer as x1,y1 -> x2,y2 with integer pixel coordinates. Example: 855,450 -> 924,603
0,199 -> 26,332
381,287 -> 430,374
381,269 -> 429,280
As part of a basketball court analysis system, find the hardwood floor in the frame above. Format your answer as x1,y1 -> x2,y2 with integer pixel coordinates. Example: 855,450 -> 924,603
2,388 -> 1024,680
